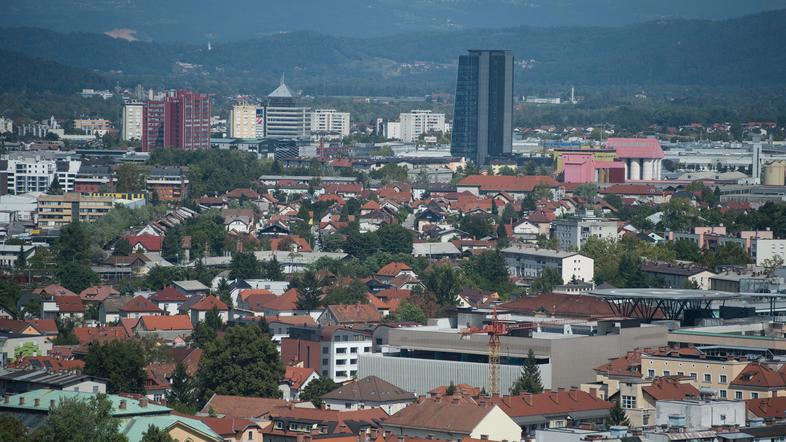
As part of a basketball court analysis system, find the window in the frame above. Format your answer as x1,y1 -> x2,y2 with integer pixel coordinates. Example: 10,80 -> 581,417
735,391 -> 743,400
364,347 -> 371,353
322,359 -> 329,365
647,369 -> 655,378
480,436 -> 488,440
336,359 -> 346,365
752,392 -> 759,399
690,373 -> 697,381
720,375 -> 727,384
677,372 -> 684,376
336,348 -> 347,354
248,431 -> 254,440
621,395 -> 636,409
720,390 -> 727,399
345,402 -> 352,409
350,347 -> 358,353
663,370 -> 670,377
322,347 -> 329,354
704,374 -> 711,383
274,421 -> 283,429
92,385 -> 99,393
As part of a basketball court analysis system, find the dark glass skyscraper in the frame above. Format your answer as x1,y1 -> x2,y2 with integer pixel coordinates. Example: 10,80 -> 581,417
451,50 -> 514,165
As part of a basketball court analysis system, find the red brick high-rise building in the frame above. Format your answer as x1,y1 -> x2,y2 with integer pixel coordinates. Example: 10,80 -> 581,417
141,90 -> 211,151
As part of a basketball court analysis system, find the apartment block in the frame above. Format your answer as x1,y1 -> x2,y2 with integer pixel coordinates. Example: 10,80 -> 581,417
36,192 -> 114,228
399,110 -> 445,143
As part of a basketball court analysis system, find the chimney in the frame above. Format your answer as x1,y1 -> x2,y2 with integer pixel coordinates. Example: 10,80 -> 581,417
119,400 -> 127,410
139,398 -> 148,408
523,393 -> 533,406
589,388 -> 598,398
3,395 -> 8,404
18,397 -> 25,406
49,400 -> 55,409
34,398 -> 40,407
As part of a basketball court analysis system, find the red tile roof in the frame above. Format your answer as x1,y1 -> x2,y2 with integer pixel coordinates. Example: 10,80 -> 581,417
731,362 -> 786,389
226,188 -> 261,200
201,395 -> 287,419
498,293 -> 617,318
266,315 -> 316,327
120,295 -> 163,313
271,236 -> 313,252
79,285 -> 119,302
429,384 -> 481,397
376,262 -> 412,277
324,304 -> 382,324
384,396 -> 495,434
73,326 -> 129,345
490,389 -> 612,418
191,295 -> 229,311
150,287 -> 188,302
195,416 -> 259,437
282,366 -> 317,390
26,319 -> 57,334
137,314 -> 193,331
126,234 -> 164,252
458,175 -> 558,192
594,349 -> 643,377
36,284 -> 76,297
600,184 -> 662,196
746,396 -> 786,419
376,289 -> 412,301
54,295 -> 85,313
641,377 -> 700,401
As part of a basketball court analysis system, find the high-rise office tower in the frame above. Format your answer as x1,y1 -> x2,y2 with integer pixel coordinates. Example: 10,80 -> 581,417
451,50 -> 514,165
264,80 -> 310,139
142,90 -> 211,151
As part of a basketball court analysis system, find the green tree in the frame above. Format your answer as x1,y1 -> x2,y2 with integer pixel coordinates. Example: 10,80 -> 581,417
33,395 -> 126,442
463,250 -> 511,292
421,265 -> 464,306
608,399 -> 631,426
703,242 -> 752,268
0,278 -> 21,316
661,198 -> 698,232
0,415 -> 30,442
460,214 -> 495,240
394,301 -> 427,324
56,262 -> 99,294
294,270 -> 324,311
140,425 -> 174,442
53,319 -> 79,345
445,381 -> 456,396
376,224 -> 413,255
116,163 -> 147,193
530,267 -> 563,294
196,325 -> 284,405
46,176 -> 64,195
57,222 -> 91,264
113,238 -> 132,256
261,256 -> 284,280
229,252 -> 260,279
205,307 -> 223,331
216,278 -> 232,308
575,183 -> 598,204
299,377 -> 339,408
321,279 -> 368,305
190,321 -> 217,348
619,253 -> 649,288
84,341 -> 146,394
509,349 -> 543,395
763,256 -> 785,277
165,362 -> 197,414
670,239 -> 702,262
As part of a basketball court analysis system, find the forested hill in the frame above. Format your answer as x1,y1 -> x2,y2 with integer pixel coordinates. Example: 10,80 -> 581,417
2,9 -> 786,96
0,49 -> 109,94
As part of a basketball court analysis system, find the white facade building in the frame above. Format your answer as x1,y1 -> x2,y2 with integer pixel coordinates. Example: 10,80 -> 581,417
752,238 -> 786,266
122,102 -> 144,141
399,110 -> 446,143
311,109 -> 350,137
385,121 -> 401,140
501,246 -> 595,283
321,328 -> 373,383
228,103 -> 258,139
552,216 -> 619,251
0,117 -> 13,134
5,159 -> 80,195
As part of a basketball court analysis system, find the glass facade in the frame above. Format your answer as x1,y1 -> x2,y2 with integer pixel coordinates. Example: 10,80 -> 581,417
451,50 -> 513,165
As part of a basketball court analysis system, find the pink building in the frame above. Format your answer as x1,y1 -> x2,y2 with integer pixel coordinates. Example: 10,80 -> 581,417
563,153 -> 626,184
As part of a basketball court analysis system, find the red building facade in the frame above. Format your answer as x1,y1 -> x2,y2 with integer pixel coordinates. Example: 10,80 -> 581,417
141,90 -> 211,151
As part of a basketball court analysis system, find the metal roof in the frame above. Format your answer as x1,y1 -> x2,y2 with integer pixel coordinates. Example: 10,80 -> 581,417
590,288 -> 739,301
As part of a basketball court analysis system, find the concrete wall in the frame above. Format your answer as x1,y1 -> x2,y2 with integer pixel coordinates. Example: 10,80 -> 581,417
357,353 -> 545,395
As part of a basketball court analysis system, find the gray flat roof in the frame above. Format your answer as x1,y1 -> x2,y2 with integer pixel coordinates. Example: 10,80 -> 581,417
590,288 -> 740,301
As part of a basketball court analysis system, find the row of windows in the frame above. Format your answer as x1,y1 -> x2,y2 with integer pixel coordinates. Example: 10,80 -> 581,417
647,369 -> 728,384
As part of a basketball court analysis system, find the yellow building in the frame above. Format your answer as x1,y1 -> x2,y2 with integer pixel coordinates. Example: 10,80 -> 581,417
36,192 -> 114,228
229,103 -> 258,139
641,351 -> 748,401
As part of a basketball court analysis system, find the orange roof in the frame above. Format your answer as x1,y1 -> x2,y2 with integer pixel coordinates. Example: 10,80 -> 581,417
376,289 -> 412,300
150,287 -> 187,302
270,236 -> 313,253
266,315 -> 316,327
239,289 -> 275,302
120,295 -> 162,313
362,200 -> 381,210
194,416 -> 259,437
367,293 -> 388,310
376,262 -> 412,277
191,295 -> 229,311
499,293 -> 617,318
79,285 -> 119,302
324,304 -> 381,324
641,377 -> 700,401
490,389 -> 612,418
137,314 -> 193,331
54,295 -> 85,313
36,284 -> 76,297
73,326 -> 129,345
201,395 -> 287,419
429,384 -> 481,397
283,366 -> 317,390
747,396 -> 786,419
26,319 -> 57,334
458,175 -> 558,192
594,349 -> 643,377
731,362 -> 786,389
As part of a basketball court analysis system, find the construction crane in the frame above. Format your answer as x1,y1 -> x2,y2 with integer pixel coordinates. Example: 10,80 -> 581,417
459,309 -> 588,396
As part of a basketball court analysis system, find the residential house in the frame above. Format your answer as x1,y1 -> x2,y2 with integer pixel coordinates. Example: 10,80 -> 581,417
127,235 -> 164,253
375,263 -> 416,284
490,389 -> 612,437
134,315 -> 193,340
79,285 -> 119,305
641,261 -> 715,290
279,366 -> 319,401
189,296 -> 229,326
98,295 -> 133,323
320,375 -> 415,415
264,406 -> 387,442
198,416 -> 265,442
501,246 -> 595,284
382,396 -> 522,442
41,295 -> 85,322
222,208 -> 257,234
149,287 -> 188,315
119,295 -> 163,320
318,304 -> 382,327
729,362 -> 786,401
173,280 -> 210,297
200,394 -> 287,421
281,326 -> 373,383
